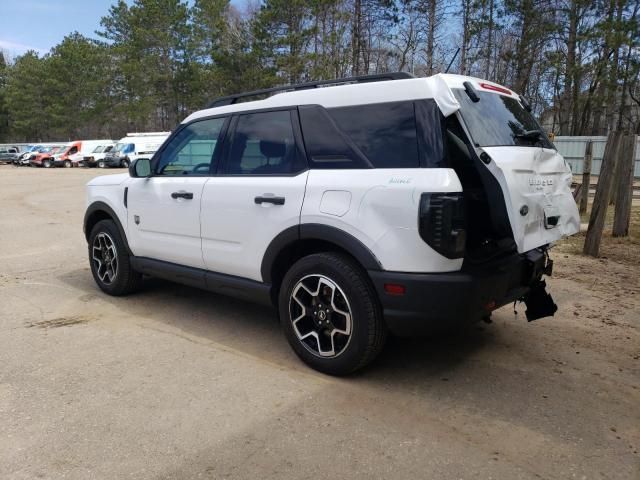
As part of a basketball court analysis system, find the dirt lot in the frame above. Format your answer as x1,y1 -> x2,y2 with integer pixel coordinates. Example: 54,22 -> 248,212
0,165 -> 638,480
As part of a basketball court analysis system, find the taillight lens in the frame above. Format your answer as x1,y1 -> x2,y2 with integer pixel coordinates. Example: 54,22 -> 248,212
418,193 -> 466,259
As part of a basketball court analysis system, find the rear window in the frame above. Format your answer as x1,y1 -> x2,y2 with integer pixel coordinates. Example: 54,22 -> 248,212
453,89 -> 554,149
327,102 -> 420,168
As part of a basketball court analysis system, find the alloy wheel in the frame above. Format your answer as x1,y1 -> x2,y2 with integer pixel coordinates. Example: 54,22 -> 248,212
289,274 -> 353,358
92,232 -> 118,285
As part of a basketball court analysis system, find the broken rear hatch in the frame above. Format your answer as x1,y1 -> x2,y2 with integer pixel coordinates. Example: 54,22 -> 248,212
452,81 -> 580,253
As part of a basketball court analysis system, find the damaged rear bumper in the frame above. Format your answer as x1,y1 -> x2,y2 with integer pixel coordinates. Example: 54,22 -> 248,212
369,249 -> 554,336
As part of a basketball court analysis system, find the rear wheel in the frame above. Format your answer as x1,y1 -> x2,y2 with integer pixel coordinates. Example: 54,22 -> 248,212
88,219 -> 142,296
279,252 -> 387,375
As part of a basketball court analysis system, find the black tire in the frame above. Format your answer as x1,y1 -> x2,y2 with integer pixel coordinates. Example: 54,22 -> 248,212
98,160 -> 106,168
279,252 -> 387,375
88,219 -> 142,296
43,159 -> 52,168
63,160 -> 72,168
121,158 -> 130,168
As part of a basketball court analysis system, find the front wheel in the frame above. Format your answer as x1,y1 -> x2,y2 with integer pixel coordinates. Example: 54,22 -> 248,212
88,219 -> 142,296
43,159 -> 52,168
97,160 -> 106,168
279,253 -> 387,375
63,160 -> 72,168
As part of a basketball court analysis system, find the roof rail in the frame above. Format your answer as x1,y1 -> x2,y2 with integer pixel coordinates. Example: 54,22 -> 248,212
207,72 -> 415,108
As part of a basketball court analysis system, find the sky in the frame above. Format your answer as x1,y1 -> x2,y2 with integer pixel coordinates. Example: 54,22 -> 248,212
0,0 -> 246,60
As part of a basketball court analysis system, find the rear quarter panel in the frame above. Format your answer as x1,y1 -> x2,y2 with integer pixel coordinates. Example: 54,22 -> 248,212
302,168 -> 464,273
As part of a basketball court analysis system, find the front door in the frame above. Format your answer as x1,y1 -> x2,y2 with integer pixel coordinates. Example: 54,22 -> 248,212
126,117 -> 228,269
201,109 -> 309,282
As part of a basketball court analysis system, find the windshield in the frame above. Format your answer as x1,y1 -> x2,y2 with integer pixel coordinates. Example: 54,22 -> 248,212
115,142 -> 133,152
453,89 -> 554,149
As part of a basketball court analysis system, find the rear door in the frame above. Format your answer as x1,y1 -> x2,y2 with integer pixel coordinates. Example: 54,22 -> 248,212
452,85 -> 580,253
201,109 -> 308,281
126,117 -> 227,269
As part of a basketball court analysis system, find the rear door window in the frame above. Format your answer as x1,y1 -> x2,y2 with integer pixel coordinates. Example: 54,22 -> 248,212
224,110 -> 306,175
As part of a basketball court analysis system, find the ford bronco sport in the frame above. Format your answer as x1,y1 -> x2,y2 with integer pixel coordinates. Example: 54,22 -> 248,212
84,72 -> 580,375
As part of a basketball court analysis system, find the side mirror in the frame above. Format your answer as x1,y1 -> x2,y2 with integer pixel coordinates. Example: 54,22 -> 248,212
129,158 -> 151,178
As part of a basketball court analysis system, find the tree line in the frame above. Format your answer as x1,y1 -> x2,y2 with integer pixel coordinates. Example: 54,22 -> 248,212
0,0 -> 638,143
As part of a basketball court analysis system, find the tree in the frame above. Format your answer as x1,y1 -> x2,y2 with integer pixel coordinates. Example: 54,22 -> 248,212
252,0 -> 316,84
193,0 -> 272,98
0,0 -> 638,144
98,0 -> 196,131
44,33 -> 111,139
5,52 -> 50,141
0,51 -> 10,141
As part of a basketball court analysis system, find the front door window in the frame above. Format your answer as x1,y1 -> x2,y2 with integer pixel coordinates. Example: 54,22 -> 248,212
156,117 -> 227,176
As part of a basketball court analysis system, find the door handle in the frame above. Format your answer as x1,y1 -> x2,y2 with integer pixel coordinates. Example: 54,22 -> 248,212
171,191 -> 194,200
254,195 -> 285,206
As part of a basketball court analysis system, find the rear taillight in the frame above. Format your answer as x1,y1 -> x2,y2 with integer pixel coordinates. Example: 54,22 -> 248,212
418,193 -> 466,259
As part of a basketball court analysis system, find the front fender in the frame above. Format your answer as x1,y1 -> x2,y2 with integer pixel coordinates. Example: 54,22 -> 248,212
84,200 -> 132,255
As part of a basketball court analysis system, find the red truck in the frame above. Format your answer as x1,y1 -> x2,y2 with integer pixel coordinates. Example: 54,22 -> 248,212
30,145 -> 66,168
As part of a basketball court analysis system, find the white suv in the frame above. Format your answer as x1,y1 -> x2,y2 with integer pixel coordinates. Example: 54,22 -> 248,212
84,72 -> 580,375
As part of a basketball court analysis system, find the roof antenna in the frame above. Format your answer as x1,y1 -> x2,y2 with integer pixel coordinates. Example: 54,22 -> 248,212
445,47 -> 461,74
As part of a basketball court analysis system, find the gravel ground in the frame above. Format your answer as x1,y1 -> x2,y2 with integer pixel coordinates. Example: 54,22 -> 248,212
0,165 -> 638,480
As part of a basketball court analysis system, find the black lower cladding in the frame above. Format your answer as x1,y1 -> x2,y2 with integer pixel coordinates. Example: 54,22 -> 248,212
130,257 -> 272,306
369,249 -> 550,336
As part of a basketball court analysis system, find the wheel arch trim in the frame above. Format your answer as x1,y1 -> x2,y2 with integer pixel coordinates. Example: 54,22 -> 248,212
84,201 -> 132,255
260,223 -> 382,284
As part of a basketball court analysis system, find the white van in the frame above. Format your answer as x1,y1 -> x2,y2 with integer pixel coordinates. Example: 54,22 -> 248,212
77,143 -> 116,167
100,132 -> 170,168
65,140 -> 114,167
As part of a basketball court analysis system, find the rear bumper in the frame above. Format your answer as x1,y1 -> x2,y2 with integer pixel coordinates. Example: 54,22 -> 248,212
369,249 -> 548,336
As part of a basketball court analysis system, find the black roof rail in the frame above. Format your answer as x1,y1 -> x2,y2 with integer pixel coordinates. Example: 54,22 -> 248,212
207,72 -> 415,108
